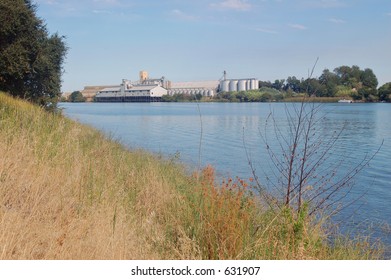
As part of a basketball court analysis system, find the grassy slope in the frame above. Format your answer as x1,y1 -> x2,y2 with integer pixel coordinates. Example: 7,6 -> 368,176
0,93 -> 383,259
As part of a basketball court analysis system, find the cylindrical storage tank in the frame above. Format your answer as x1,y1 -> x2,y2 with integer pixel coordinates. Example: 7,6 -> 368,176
251,79 -> 258,90
247,80 -> 252,90
238,80 -> 247,91
209,90 -> 214,96
220,80 -> 230,92
229,80 -> 238,92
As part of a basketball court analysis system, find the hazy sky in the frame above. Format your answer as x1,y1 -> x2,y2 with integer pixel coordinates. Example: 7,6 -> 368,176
35,0 -> 391,92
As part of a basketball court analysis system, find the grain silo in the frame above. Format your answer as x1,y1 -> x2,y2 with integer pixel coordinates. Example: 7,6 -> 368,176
220,80 -> 230,92
238,80 -> 247,91
229,80 -> 238,92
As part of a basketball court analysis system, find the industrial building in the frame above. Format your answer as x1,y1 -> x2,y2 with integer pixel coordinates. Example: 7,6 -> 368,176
80,70 -> 259,102
218,71 -> 259,92
94,71 -> 218,102
219,79 -> 259,92
95,79 -> 167,102
168,80 -> 219,97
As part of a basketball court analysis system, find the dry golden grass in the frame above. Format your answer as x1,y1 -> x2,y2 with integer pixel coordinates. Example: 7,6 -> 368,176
0,93 -> 185,259
0,92 -> 384,259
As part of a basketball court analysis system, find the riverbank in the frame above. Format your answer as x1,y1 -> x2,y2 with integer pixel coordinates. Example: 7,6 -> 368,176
67,95 -> 380,104
0,92 -> 384,259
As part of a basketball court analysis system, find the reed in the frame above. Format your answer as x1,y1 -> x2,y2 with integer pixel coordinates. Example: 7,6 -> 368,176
283,96 -> 341,103
0,93 -> 384,259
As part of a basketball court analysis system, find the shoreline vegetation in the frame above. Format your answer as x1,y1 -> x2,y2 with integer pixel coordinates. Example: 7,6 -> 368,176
0,92 -> 385,259
65,90 -> 390,104
65,65 -> 391,104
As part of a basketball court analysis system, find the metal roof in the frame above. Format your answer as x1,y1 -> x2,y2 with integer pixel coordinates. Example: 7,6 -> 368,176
125,85 -> 161,91
170,80 -> 219,89
99,87 -> 121,92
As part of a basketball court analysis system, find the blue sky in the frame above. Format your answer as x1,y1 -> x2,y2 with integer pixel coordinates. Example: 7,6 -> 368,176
35,0 -> 391,92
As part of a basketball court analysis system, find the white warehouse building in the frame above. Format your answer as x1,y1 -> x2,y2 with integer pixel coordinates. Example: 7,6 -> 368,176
95,79 -> 167,102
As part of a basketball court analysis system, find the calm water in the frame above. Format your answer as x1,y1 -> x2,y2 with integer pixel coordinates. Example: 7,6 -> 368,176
61,102 -> 391,255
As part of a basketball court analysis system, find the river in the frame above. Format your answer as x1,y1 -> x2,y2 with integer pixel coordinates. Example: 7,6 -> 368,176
61,102 -> 391,256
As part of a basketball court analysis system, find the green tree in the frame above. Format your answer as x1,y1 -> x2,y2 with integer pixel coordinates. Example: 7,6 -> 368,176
259,80 -> 272,88
236,91 -> 248,102
301,78 -> 326,97
271,79 -> 285,91
69,91 -> 85,102
319,69 -> 339,97
334,65 -> 361,88
378,82 -> 391,102
0,0 -> 67,109
361,68 -> 378,89
333,66 -> 378,101
217,91 -> 238,102
284,76 -> 301,93
359,68 -> 378,101
161,94 -> 174,102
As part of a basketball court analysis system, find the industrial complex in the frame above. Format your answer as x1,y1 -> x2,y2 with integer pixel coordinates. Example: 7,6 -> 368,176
80,71 -> 259,102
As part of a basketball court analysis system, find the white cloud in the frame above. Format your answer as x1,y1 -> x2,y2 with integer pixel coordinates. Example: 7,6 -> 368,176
304,0 -> 346,9
329,17 -> 346,24
255,28 -> 278,34
210,0 -> 252,11
288,23 -> 308,30
170,9 -> 198,21
92,9 -> 112,14
93,0 -> 120,5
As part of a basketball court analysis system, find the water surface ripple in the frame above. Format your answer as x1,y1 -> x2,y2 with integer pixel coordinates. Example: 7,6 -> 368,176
62,102 -> 391,256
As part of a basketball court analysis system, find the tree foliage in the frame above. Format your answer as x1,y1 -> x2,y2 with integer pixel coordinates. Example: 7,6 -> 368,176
69,91 -> 85,102
378,82 -> 391,102
275,65 -> 382,101
0,0 -> 67,109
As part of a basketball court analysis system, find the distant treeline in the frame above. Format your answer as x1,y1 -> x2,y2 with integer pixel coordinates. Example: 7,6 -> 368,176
162,65 -> 391,103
